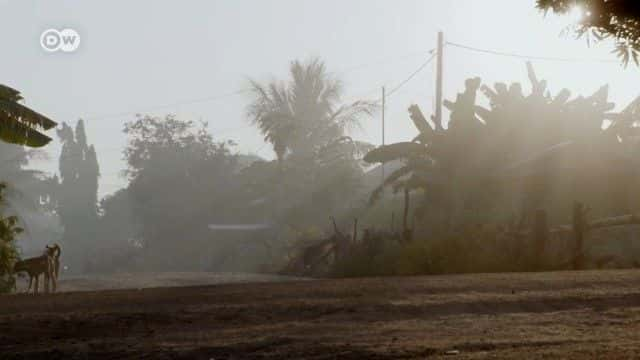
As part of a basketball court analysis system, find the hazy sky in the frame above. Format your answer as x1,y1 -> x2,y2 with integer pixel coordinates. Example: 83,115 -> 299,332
1,0 -> 638,198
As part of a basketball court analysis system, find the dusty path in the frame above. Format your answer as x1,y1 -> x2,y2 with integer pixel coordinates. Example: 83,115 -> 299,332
3,270 -> 640,359
50,272 -> 306,292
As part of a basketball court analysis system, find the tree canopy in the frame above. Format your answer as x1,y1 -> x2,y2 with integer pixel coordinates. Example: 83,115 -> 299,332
247,58 -> 376,162
537,0 -> 640,64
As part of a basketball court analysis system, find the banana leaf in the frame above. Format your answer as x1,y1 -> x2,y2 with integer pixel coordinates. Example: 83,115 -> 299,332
0,114 -> 52,147
363,142 -> 425,163
408,104 -> 434,135
0,99 -> 56,130
369,165 -> 412,205
0,85 -> 21,101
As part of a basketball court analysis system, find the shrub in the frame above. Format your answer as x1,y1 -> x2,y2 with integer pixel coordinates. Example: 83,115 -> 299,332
0,183 -> 23,293
328,224 -> 537,278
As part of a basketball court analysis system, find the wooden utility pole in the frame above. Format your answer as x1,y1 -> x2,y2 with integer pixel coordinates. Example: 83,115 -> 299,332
572,202 -> 587,270
533,209 -> 549,270
435,31 -> 444,129
381,86 -> 386,182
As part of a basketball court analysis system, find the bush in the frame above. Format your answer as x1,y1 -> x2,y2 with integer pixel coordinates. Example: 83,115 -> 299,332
329,224 -> 536,278
0,183 -> 23,293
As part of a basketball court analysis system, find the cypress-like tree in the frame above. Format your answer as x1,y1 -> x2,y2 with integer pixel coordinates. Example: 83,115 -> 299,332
53,120 -> 100,273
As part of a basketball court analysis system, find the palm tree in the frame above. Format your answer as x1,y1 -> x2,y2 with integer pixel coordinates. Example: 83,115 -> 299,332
0,84 -> 56,147
246,58 -> 376,237
247,58 -> 376,162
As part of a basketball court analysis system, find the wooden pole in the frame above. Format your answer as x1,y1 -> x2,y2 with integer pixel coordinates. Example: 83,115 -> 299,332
381,86 -> 386,182
435,31 -> 444,129
533,209 -> 548,269
352,218 -> 358,244
391,211 -> 395,233
572,202 -> 586,270
403,188 -> 411,242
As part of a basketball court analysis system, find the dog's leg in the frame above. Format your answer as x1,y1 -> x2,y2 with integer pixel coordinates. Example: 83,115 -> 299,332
44,272 -> 50,294
48,260 -> 56,293
51,268 -> 57,293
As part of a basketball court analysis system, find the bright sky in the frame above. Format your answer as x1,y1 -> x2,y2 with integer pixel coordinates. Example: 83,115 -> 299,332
1,0 -> 638,198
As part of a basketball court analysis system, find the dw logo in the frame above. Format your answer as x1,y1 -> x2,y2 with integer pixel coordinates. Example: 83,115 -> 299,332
40,28 -> 81,53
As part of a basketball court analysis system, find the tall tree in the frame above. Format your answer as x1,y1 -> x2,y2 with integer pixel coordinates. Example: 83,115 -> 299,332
247,58 -> 375,162
246,58 -> 375,233
537,0 -> 640,65
121,115 -> 240,270
52,120 -> 100,273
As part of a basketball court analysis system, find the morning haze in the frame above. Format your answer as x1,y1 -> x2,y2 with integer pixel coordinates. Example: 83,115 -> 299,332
1,1 -> 640,358
2,1 -> 637,196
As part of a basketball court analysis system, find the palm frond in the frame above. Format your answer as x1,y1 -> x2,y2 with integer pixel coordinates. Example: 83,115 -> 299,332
328,100 -> 377,132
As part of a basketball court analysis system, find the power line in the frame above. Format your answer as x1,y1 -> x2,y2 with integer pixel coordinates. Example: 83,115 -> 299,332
446,41 -> 618,63
83,51 -> 441,122
385,51 -> 437,99
85,89 -> 252,121
335,50 -> 435,75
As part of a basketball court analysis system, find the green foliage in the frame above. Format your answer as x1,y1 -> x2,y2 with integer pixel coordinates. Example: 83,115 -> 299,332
117,115 -> 241,270
330,226 -> 543,278
0,84 -> 56,147
536,0 -> 640,65
0,142 -> 61,257
331,236 -> 403,277
0,183 -> 23,293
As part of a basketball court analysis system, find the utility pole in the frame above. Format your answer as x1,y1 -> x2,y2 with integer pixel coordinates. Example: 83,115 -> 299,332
381,86 -> 386,182
435,31 -> 444,129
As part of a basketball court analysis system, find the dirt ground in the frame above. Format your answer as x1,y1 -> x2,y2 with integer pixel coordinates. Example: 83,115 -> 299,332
3,270 -> 640,359
29,272 -> 306,293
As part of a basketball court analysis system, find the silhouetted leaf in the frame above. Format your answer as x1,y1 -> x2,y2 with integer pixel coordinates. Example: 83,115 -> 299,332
363,142 -> 425,164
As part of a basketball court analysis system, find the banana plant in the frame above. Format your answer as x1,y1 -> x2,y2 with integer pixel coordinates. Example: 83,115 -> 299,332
364,62 -> 640,228
0,84 -> 56,147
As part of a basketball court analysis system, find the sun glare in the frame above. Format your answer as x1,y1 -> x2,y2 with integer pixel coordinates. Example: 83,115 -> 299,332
568,5 -> 588,24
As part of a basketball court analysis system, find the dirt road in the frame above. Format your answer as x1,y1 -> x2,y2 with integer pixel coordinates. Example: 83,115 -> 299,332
3,270 -> 640,359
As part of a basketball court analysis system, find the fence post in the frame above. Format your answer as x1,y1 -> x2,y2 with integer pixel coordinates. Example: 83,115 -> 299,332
572,202 -> 586,270
533,209 -> 548,269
